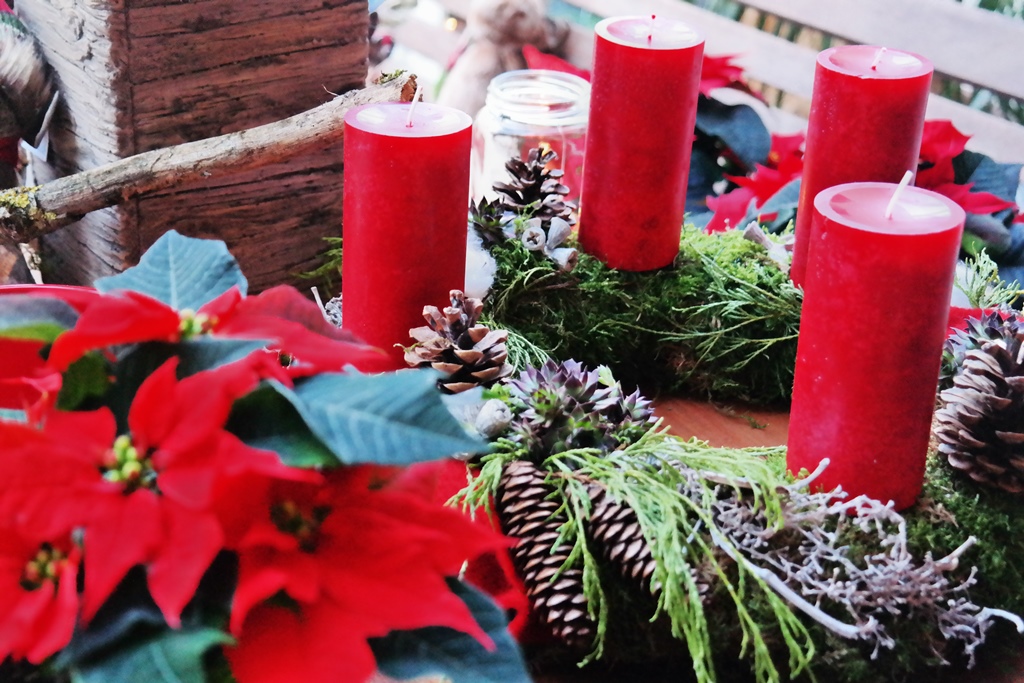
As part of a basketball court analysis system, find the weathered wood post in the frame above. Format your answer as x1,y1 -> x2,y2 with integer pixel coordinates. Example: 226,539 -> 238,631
18,0 -> 369,291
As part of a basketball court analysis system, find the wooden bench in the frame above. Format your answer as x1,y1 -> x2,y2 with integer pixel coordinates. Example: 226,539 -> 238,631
385,0 -> 1024,164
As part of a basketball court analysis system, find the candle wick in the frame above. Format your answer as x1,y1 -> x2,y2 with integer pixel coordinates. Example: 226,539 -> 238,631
648,14 -> 655,44
884,170 -> 914,219
870,46 -> 887,71
405,84 -> 425,128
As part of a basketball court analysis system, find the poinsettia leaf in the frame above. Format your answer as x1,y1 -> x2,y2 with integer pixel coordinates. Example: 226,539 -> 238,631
371,579 -> 530,683
0,295 -> 78,341
57,353 -> 112,410
687,146 -> 724,213
95,230 -> 247,311
0,408 -> 26,421
176,337 -> 271,377
227,384 -> 337,468
69,627 -> 231,683
269,370 -> 487,466
954,151 -> 1022,205
965,212 -> 1012,251
695,95 -> 771,169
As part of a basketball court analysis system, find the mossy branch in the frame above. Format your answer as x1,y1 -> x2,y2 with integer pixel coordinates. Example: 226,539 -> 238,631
0,74 -> 418,246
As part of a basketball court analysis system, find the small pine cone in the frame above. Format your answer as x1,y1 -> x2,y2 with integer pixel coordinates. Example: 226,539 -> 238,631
935,339 -> 1024,495
586,485 -> 711,603
493,147 -> 576,225
496,460 -> 595,649
405,290 -> 513,393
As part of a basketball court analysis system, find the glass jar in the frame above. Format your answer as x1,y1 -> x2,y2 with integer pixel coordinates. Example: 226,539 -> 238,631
471,69 -> 590,204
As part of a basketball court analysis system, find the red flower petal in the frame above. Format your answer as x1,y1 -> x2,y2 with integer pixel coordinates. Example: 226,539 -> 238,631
522,44 -> 591,81
214,286 -> 385,374
79,491 -> 163,623
705,187 -> 756,233
47,290 -> 181,371
228,603 -> 378,683
147,503 -> 224,628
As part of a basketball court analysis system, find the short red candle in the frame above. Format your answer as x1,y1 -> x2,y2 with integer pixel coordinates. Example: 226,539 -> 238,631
342,102 -> 472,370
791,45 -> 933,288
787,182 -> 965,510
578,15 -> 704,271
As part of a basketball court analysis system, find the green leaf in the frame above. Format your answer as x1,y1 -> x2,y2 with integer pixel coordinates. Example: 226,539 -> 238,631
0,295 -> 78,342
57,353 -> 112,410
371,579 -> 531,683
269,370 -> 487,466
69,627 -> 231,683
695,95 -> 771,168
227,384 -> 337,468
95,230 -> 247,311
176,337 -> 270,376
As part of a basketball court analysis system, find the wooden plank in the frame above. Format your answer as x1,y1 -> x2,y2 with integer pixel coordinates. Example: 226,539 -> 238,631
737,0 -> 1024,101
134,146 -> 346,292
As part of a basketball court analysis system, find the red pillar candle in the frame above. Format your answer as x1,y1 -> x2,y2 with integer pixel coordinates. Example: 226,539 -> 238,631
787,181 -> 965,510
790,46 -> 933,288
578,15 -> 704,271
342,102 -> 472,370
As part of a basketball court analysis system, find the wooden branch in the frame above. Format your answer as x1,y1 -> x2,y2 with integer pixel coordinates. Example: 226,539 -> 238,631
0,73 -> 418,245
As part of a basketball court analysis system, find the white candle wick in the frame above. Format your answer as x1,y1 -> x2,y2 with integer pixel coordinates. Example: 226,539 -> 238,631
870,46 -> 888,71
648,14 -> 656,44
884,170 -> 914,219
405,84 -> 424,128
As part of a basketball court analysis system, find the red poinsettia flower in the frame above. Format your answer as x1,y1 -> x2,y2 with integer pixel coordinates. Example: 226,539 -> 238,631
522,44 -> 591,81
699,54 -> 759,98
46,285 -> 383,374
917,120 -> 1021,219
224,466 -> 508,683
0,357 -> 303,627
706,132 -> 805,233
0,524 -> 80,664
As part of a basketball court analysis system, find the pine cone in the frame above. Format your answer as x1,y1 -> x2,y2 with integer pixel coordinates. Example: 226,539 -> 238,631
496,460 -> 595,649
493,147 -> 575,225
940,310 -> 1019,390
587,485 -> 712,603
405,290 -> 513,393
934,338 -> 1024,495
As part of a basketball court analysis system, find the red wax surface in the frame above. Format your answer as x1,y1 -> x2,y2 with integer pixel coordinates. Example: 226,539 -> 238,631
342,102 -> 472,370
787,182 -> 964,510
578,15 -> 704,271
791,45 -> 933,287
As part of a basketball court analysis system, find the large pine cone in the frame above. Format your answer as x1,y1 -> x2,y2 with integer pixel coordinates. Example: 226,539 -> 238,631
934,338 -> 1024,495
587,485 -> 711,603
493,147 -> 575,225
405,290 -> 513,393
496,460 -> 595,649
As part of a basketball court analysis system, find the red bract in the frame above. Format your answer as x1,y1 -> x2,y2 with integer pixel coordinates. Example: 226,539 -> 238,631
225,466 -> 507,683
46,285 -> 383,374
917,120 -> 970,188
706,133 -> 804,233
0,525 -> 80,664
700,54 -> 758,98
0,358 -> 301,627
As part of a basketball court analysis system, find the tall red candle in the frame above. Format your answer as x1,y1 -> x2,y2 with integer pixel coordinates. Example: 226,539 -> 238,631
578,15 -> 704,271
342,101 -> 472,370
787,182 -> 964,510
791,46 -> 933,288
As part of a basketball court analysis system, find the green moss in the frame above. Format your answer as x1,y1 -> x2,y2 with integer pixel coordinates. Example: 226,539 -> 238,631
486,226 -> 801,404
